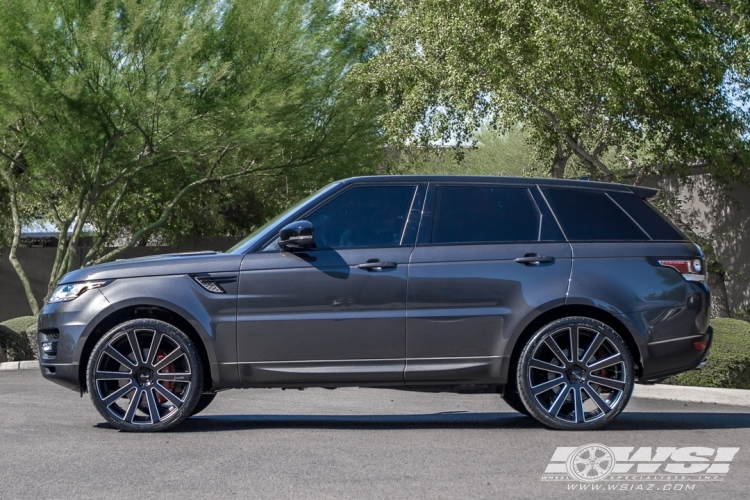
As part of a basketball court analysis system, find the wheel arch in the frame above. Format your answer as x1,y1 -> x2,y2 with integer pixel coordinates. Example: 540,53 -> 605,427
505,304 -> 644,388
78,305 -> 213,393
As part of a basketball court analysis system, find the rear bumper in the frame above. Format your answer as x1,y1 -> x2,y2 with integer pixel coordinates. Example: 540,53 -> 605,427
639,325 -> 713,382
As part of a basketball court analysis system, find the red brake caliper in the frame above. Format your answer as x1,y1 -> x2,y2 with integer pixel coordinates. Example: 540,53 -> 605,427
155,350 -> 176,404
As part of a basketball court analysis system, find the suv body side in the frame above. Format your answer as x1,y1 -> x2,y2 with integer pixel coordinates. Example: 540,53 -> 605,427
37,175 -> 711,395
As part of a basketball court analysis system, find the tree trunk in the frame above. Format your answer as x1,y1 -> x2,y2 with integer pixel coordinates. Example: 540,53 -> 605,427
0,170 -> 40,316
552,142 -> 569,178
707,269 -> 732,318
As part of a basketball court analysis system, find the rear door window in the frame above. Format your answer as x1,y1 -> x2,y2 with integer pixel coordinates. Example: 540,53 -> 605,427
430,186 -> 541,244
541,188 -> 649,241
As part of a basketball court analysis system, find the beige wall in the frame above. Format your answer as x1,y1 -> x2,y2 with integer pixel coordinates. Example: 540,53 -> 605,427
0,236 -> 240,322
647,175 -> 750,313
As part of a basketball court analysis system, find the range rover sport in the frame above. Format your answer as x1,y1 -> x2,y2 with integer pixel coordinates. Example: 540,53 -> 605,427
37,176 -> 712,431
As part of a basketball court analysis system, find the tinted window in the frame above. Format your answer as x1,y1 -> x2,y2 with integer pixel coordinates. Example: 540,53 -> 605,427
607,191 -> 685,241
431,186 -> 540,244
542,188 -> 649,241
306,185 -> 416,248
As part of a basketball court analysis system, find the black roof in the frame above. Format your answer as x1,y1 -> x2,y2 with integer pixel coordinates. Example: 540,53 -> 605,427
342,175 -> 658,199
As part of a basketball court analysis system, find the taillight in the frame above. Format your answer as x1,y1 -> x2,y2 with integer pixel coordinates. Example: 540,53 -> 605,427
657,259 -> 705,282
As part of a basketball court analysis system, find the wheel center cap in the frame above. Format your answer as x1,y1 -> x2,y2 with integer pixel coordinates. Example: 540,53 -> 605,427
569,366 -> 586,383
137,369 -> 153,386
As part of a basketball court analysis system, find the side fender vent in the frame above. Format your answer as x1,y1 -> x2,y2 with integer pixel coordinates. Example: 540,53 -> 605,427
191,274 -> 237,294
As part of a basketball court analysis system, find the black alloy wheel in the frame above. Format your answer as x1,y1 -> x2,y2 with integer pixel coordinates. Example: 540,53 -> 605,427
516,317 -> 634,430
87,319 -> 203,432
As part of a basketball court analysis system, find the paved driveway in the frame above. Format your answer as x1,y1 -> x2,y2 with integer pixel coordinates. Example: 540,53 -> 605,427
2,370 -> 750,499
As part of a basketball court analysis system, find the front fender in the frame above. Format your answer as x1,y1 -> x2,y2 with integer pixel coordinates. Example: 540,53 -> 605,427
92,274 -> 238,386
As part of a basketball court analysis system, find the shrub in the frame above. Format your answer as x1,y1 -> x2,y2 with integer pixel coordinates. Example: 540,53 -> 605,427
0,323 -> 35,361
665,318 -> 750,389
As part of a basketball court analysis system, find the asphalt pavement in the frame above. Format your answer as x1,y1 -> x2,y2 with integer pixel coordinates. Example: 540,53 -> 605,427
2,369 -> 750,499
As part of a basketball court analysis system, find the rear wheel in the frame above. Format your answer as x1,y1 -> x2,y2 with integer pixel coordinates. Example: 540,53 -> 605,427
189,393 -> 217,417
516,317 -> 634,430
87,319 -> 203,432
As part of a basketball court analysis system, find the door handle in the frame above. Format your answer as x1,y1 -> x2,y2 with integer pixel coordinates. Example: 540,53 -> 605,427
358,259 -> 397,271
514,254 -> 555,265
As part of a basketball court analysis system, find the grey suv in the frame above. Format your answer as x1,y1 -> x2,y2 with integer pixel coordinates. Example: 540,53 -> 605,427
38,176 -> 712,432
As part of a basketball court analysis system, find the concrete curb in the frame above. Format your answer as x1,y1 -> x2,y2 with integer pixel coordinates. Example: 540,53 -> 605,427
633,383 -> 750,407
0,360 -> 39,371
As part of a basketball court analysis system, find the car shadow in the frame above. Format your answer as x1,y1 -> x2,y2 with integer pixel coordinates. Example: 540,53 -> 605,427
92,411 -> 750,432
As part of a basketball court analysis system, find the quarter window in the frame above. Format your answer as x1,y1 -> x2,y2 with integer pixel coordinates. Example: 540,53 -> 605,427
542,188 -> 649,241
607,191 -> 685,241
305,185 -> 417,248
430,186 -> 541,244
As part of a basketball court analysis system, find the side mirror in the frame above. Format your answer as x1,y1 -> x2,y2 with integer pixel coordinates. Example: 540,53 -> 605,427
278,221 -> 315,251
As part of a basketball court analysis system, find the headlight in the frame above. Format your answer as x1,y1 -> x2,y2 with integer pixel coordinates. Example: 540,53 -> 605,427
48,281 -> 109,303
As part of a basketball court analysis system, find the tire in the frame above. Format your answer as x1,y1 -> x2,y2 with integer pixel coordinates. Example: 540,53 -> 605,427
502,381 -> 530,416
516,317 -> 634,430
189,393 -> 217,417
87,319 -> 203,432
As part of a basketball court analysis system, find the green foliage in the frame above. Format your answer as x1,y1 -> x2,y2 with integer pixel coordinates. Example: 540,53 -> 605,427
391,126 -> 541,176
666,318 -> 750,389
0,0 -> 385,302
0,316 -> 36,361
351,0 -> 750,182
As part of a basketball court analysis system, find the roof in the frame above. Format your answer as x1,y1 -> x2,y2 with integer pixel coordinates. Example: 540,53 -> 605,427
342,175 -> 659,199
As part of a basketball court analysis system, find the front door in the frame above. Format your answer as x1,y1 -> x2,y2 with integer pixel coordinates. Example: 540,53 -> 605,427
405,183 -> 573,382
237,183 -> 423,386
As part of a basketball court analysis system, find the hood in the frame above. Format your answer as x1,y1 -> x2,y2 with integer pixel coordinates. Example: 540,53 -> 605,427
60,251 -> 244,283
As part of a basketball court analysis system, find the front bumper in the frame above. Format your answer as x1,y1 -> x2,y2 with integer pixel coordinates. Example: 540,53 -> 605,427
37,289 -> 111,392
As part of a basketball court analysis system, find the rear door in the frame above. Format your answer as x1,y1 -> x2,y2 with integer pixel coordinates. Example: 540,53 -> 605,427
405,183 -> 572,382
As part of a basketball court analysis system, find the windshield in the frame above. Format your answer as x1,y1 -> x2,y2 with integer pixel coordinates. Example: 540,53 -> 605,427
226,182 -> 340,254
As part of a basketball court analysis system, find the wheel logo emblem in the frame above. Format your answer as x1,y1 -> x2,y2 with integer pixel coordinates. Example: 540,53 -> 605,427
566,444 -> 616,482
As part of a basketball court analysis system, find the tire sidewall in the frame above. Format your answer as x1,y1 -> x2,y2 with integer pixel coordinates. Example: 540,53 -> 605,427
86,318 -> 203,432
516,316 -> 634,430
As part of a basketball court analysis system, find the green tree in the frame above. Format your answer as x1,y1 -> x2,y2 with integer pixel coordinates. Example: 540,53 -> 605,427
0,0 -> 384,310
351,0 -> 750,182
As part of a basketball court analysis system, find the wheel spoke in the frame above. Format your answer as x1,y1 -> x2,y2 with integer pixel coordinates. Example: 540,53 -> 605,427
145,332 -> 163,367
153,347 -> 184,371
544,337 -> 571,368
530,358 -> 565,374
95,370 -> 133,381
104,345 -> 137,370
547,383 -> 570,417
154,372 -> 191,382
126,330 -> 143,365
569,326 -> 580,363
587,353 -> 624,371
123,388 -> 141,423
573,387 -> 584,423
580,333 -> 605,365
145,388 -> 161,424
531,376 -> 566,396
588,374 -> 626,392
102,382 -> 136,406
583,384 -> 613,414
154,382 -> 185,408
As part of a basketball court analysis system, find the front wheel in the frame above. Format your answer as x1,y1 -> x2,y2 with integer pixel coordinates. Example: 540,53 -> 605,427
87,319 -> 203,432
516,317 -> 634,430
